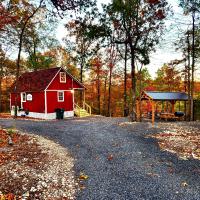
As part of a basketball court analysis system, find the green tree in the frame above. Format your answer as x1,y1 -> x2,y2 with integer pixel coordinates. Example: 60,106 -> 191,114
23,10 -> 59,71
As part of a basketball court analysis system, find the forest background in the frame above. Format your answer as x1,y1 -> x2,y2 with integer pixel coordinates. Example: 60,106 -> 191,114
0,0 -> 200,119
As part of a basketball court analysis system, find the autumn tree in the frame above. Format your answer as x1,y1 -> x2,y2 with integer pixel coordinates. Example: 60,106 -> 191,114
64,4 -> 110,104
65,18 -> 92,83
0,48 -> 16,112
154,63 -> 182,91
102,0 -> 170,121
179,0 -> 200,120
3,0 -> 45,116
89,57 -> 103,114
115,42 -> 132,116
0,2 -> 18,31
106,44 -> 118,117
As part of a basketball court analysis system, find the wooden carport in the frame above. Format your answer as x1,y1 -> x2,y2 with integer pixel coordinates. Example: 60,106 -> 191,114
137,91 -> 189,126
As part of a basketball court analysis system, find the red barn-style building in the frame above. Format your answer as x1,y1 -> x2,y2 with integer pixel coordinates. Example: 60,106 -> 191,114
10,67 -> 85,119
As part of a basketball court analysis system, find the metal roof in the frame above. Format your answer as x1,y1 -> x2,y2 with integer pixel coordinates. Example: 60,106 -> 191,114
144,91 -> 189,101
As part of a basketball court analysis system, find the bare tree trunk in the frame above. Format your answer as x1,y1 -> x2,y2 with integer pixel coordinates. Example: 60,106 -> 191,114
184,59 -> 187,121
103,76 -> 107,116
191,11 -> 195,121
129,0 -> 140,122
123,43 -> 128,117
107,66 -> 112,117
33,42 -> 37,71
14,29 -> 24,117
187,31 -> 191,121
130,44 -> 136,121
5,76 -> 9,112
79,60 -> 84,105
139,74 -> 142,122
97,67 -> 101,115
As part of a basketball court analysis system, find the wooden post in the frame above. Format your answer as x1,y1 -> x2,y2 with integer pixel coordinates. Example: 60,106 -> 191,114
83,89 -> 85,109
152,101 -> 155,127
171,100 -> 175,113
136,100 -> 140,121
184,100 -> 187,121
164,101 -> 166,112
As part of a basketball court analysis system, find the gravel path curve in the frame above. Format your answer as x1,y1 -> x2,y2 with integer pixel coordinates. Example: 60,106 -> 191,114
1,116 -> 200,200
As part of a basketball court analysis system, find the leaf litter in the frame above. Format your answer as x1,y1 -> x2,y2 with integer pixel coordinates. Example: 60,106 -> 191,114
0,128 -> 78,199
147,122 -> 200,160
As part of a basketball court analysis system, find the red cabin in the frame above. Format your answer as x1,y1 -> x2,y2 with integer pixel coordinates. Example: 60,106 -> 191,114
10,67 -> 85,119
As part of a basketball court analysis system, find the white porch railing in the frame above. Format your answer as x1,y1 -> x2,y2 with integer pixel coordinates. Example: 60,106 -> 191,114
74,102 -> 92,117
83,102 -> 92,115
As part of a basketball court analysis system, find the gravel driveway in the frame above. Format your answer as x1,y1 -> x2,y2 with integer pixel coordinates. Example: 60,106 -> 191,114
1,116 -> 200,200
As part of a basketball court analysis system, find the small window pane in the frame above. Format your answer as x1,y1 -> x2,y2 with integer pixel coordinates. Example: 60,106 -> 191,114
60,72 -> 66,83
22,93 -> 26,102
58,91 -> 64,101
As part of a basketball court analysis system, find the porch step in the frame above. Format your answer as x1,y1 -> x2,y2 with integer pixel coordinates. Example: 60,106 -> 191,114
75,108 -> 90,117
79,109 -> 90,117
74,102 -> 92,118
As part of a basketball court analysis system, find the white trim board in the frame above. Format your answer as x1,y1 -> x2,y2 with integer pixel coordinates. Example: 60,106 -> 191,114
46,89 -> 73,92
11,111 -> 74,119
44,90 -> 47,116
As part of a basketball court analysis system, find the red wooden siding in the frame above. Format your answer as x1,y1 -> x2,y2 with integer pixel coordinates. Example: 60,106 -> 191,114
47,71 -> 73,90
11,92 -> 45,113
46,91 -> 73,113
22,92 -> 45,113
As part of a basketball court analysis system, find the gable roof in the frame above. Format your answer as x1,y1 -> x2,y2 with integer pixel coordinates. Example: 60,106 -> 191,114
142,91 -> 189,101
12,67 -> 84,93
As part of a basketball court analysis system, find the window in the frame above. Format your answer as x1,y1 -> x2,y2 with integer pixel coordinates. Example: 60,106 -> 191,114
21,92 -> 26,102
60,72 -> 66,83
58,91 -> 64,102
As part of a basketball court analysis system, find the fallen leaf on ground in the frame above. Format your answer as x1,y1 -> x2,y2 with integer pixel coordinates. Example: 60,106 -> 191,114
79,172 -> 89,180
107,154 -> 114,161
181,181 -> 188,187
147,122 -> 200,160
168,167 -> 174,174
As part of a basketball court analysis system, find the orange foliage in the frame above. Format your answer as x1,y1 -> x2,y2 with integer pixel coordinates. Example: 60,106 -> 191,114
0,4 -> 18,31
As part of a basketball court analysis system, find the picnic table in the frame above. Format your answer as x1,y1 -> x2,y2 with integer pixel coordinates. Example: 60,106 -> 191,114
159,112 -> 179,121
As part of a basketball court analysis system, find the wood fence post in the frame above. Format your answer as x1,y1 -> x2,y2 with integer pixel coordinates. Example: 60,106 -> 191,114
152,101 -> 155,126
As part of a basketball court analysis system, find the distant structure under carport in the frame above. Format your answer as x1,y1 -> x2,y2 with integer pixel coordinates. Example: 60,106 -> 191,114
138,91 -> 189,126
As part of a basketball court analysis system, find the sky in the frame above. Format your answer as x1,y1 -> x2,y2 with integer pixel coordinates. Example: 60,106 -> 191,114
147,0 -> 188,77
56,0 -> 199,79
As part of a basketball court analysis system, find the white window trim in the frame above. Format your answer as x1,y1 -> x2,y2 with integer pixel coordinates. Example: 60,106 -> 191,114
21,92 -> 26,102
60,72 -> 66,83
57,91 -> 64,102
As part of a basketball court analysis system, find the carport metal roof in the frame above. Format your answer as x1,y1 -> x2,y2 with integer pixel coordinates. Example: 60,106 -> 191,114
141,91 -> 189,101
